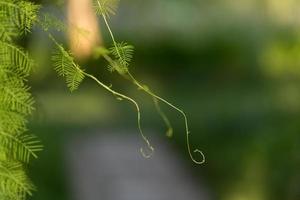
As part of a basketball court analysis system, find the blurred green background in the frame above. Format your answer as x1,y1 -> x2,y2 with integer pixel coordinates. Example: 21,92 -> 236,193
26,0 -> 299,199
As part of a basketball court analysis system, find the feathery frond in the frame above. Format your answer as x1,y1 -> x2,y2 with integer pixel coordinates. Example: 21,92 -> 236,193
51,39 -> 85,92
110,42 -> 134,66
0,65 -> 27,81
0,0 -> 40,35
39,13 -> 67,32
0,161 -> 35,199
0,41 -> 35,77
0,0 -> 41,199
109,42 -> 134,74
0,109 -> 27,134
0,78 -> 34,115
93,0 -> 119,17
0,23 -> 17,42
0,132 -> 42,163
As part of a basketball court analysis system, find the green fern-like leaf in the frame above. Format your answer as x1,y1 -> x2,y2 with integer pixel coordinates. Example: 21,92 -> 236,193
51,40 -> 85,92
110,42 -> 134,66
0,132 -> 42,163
0,0 -> 40,35
0,0 -> 41,198
0,41 -> 35,77
39,13 -> 67,32
0,160 -> 35,199
0,23 -> 18,42
0,65 -> 27,81
0,78 -> 34,115
66,66 -> 85,92
93,0 -> 119,17
109,42 -> 134,74
0,109 -> 27,134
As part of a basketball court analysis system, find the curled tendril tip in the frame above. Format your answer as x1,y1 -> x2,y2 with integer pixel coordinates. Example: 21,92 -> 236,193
191,149 -> 205,164
140,146 -> 154,159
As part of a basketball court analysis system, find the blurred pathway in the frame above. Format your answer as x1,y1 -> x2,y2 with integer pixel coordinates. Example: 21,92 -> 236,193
66,132 -> 210,200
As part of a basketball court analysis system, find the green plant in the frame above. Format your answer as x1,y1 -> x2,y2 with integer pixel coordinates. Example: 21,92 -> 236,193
49,0 -> 205,164
0,0 -> 42,199
94,0 -> 205,164
49,34 -> 154,157
0,0 -> 204,198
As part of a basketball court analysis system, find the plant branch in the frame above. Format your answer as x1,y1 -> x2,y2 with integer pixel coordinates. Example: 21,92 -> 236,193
82,71 -> 154,158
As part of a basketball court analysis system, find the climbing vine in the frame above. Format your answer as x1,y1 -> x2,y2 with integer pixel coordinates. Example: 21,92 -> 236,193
92,0 -> 205,164
48,0 -> 205,164
0,0 -> 205,199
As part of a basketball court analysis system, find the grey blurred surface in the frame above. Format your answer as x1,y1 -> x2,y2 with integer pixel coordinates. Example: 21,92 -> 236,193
66,132 -> 210,200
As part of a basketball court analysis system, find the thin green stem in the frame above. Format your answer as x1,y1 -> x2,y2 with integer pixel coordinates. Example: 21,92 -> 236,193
103,54 -> 174,138
153,96 -> 173,138
97,0 -> 122,59
82,71 -> 154,158
127,72 -> 205,164
97,7 -> 176,140
102,42 -> 205,164
48,31 -> 154,158
96,2 -> 205,164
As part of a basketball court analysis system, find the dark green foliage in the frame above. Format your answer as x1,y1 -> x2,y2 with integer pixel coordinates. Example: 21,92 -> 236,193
0,0 -> 39,40
0,0 -> 42,199
0,161 -> 35,199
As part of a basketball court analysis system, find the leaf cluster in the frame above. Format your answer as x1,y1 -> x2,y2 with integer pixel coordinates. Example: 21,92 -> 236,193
0,0 -> 42,199
50,35 -> 85,92
108,42 -> 134,74
0,0 -> 39,41
93,0 -> 119,17
50,0 -> 205,164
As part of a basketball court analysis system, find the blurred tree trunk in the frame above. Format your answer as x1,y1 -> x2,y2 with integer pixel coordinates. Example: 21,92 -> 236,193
67,0 -> 102,59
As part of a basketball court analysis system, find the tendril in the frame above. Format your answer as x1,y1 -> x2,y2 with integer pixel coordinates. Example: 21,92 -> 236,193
128,73 -> 205,164
153,96 -> 173,138
96,1 -> 205,164
102,48 -> 205,164
83,72 -> 154,159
